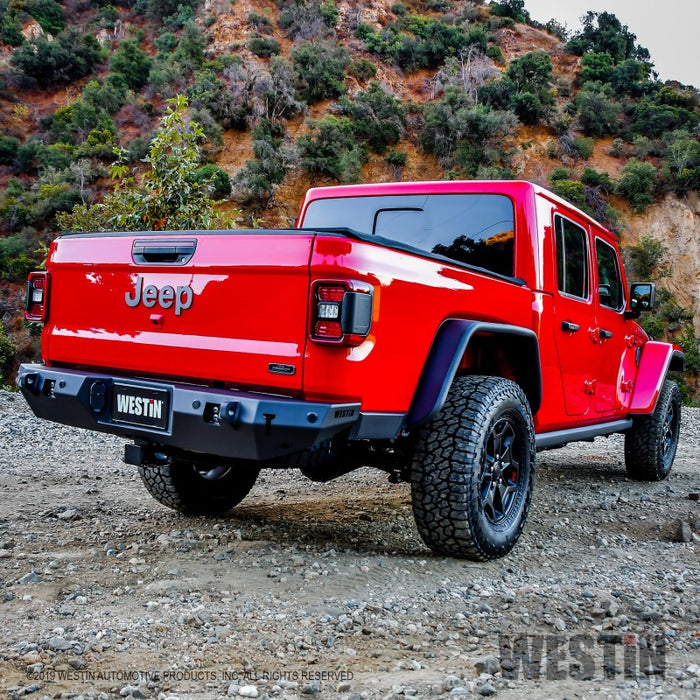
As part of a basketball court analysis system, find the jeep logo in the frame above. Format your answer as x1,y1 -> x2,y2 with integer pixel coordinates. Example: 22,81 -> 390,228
125,276 -> 193,315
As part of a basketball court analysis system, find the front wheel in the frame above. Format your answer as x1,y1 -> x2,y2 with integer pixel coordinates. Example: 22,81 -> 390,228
138,459 -> 260,515
411,375 -> 535,560
625,380 -> 681,481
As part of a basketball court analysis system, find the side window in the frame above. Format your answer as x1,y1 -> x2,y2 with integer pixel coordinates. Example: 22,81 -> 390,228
596,238 -> 624,310
555,215 -> 588,299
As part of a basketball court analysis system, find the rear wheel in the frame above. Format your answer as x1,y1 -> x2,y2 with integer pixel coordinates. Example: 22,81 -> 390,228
625,380 -> 681,481
411,375 -> 535,560
138,459 -> 259,515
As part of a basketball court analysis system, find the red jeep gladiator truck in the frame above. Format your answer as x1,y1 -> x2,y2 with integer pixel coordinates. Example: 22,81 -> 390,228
18,180 -> 684,560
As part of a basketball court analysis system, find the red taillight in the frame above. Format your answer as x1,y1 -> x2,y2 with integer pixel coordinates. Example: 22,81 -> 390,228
311,281 -> 373,345
315,320 -> 343,339
317,286 -> 345,302
26,271 -> 49,322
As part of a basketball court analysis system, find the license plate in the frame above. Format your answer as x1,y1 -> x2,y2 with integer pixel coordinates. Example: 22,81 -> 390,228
112,383 -> 170,430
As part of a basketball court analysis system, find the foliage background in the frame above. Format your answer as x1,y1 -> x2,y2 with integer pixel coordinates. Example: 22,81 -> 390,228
0,0 -> 698,398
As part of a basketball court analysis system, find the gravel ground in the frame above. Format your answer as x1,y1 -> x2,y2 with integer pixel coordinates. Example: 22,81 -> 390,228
0,389 -> 698,700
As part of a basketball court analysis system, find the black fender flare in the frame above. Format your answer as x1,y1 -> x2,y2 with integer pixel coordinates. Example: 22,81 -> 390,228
406,319 -> 542,429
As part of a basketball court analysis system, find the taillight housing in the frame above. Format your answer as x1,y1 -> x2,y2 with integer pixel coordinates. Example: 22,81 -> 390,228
25,271 -> 49,322
311,280 -> 373,346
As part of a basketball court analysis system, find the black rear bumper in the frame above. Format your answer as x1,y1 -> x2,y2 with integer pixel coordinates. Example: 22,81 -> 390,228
17,364 -> 361,461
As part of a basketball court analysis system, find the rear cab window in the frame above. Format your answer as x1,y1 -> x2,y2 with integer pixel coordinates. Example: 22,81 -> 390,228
302,194 -> 515,278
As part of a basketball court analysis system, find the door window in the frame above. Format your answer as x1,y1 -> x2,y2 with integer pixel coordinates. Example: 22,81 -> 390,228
596,239 -> 624,310
555,215 -> 588,299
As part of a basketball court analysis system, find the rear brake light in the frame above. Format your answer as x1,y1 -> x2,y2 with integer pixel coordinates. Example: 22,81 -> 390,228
26,271 -> 49,322
311,281 -> 373,346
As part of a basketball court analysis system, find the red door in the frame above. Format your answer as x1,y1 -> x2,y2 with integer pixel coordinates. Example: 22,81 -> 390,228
551,213 -> 596,417
593,236 -> 634,415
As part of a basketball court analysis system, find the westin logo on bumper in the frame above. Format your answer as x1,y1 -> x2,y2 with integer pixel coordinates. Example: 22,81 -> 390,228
115,394 -> 164,420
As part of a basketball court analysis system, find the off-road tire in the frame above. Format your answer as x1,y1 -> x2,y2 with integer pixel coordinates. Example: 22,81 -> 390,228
138,460 -> 259,515
624,379 -> 681,481
411,375 -> 535,560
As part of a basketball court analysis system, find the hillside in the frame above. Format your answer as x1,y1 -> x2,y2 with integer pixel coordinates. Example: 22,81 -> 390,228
0,0 -> 698,396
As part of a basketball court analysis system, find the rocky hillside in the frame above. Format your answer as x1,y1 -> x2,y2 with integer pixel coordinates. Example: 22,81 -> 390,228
0,0 -> 698,394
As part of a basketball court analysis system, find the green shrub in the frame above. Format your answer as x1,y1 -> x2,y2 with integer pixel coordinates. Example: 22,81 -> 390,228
24,0 -> 65,35
569,81 -> 620,137
155,31 -> 179,52
623,235 -> 668,280
349,58 -> 377,82
11,28 -> 102,88
136,0 -> 200,21
234,119 -> 291,203
186,64 -> 253,130
247,11 -> 273,34
248,36 -> 281,58
292,41 -> 350,104
361,15 -> 487,72
616,159 -> 657,212
110,40 -> 153,90
0,136 -> 19,165
579,51 -> 614,84
192,163 -> 231,198
385,148 -> 407,170
339,82 -> 406,154
490,0 -> 530,24
662,129 -> 700,194
15,140 -> 73,174
0,2 -> 25,46
580,168 -> 613,193
173,20 -> 207,67
630,94 -> 699,139
82,74 -> 128,114
610,58 -> 652,96
572,136 -> 594,160
297,115 -> 365,182
420,87 -> 517,173
0,321 -> 16,381
48,100 -> 116,146
550,179 -> 587,210
486,45 -> 504,64
279,0 -> 336,39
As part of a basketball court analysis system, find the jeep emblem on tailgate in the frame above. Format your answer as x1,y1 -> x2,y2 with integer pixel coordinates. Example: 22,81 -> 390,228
125,275 -> 193,315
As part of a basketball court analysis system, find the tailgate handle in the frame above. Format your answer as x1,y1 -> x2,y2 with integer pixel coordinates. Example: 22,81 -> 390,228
132,239 -> 196,265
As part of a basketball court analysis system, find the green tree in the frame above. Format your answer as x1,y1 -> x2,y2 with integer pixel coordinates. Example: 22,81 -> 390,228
566,11 -> 648,63
491,0 -> 530,24
11,27 -> 101,88
297,115 -> 365,182
292,41 -> 350,104
57,96 -> 229,232
234,120 -> 292,204
616,159 -> 657,212
662,130 -> 700,194
110,40 -> 153,90
339,82 -> 406,154
569,81 -> 620,137
579,52 -> 614,84
505,51 -> 554,124
24,0 -> 64,34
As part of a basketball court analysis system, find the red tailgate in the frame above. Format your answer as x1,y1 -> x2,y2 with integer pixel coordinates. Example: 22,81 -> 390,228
43,230 -> 314,393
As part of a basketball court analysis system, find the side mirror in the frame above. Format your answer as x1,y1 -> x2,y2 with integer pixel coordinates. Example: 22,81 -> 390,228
628,282 -> 656,317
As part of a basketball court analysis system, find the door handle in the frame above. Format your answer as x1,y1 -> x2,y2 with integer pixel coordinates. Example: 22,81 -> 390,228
599,329 -> 614,340
561,321 -> 580,332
